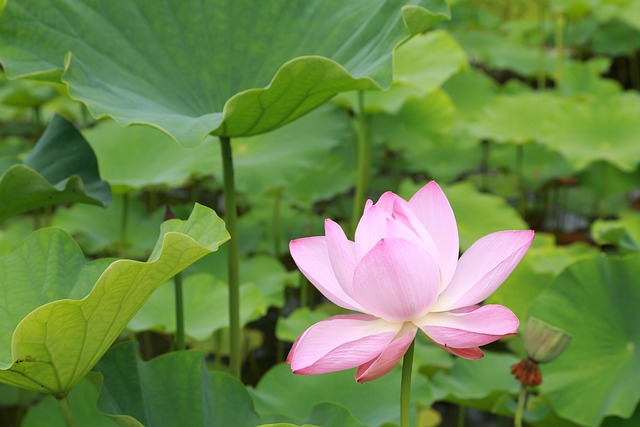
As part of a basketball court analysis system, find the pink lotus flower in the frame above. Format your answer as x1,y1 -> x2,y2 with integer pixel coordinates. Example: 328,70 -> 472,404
287,181 -> 534,382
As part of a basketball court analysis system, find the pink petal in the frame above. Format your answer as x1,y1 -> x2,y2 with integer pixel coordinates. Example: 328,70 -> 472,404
325,219 -> 357,297
431,230 -> 534,311
287,314 -> 401,375
352,238 -> 440,322
418,305 -> 519,348
437,344 -> 484,360
356,324 -> 417,382
374,191 -> 402,214
290,237 -> 364,312
354,204 -> 391,261
377,194 -> 440,259
409,181 -> 460,288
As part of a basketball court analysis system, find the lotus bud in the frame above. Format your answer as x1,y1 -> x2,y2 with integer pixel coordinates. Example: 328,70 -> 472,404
524,317 -> 572,363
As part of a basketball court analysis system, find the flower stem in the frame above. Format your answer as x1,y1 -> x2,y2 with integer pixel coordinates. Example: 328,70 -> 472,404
173,271 -> 185,351
457,405 -> 466,427
57,395 -> 75,427
350,90 -> 371,237
514,386 -> 527,427
273,187 -> 282,256
219,136 -> 241,379
554,11 -> 565,84
400,340 -> 415,427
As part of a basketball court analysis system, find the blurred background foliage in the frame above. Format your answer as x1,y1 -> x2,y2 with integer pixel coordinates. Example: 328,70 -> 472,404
1,0 -> 640,426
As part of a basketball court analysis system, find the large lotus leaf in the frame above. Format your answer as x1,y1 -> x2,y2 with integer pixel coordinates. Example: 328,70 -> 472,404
617,0 -> 640,29
128,272 -> 266,341
275,305 -> 347,343
451,30 -> 555,77
251,363 -> 433,427
212,105 -> 349,195
528,254 -> 640,427
541,92 -> 640,172
258,403 -> 367,427
591,20 -> 640,56
441,66 -> 499,121
22,376 -> 116,427
592,210 -> 640,253
559,57 -> 622,98
432,351 -> 520,413
287,150 -> 357,205
372,90 -> 481,182
0,114 -> 110,222
467,91 -> 563,145
93,341 -> 258,427
186,248 -> 295,309
336,29 -> 467,114
82,120 -> 217,193
399,180 -> 528,250
0,204 -> 229,395
488,240 -> 599,325
0,0 -> 448,146
487,142 -> 574,190
51,196 -> 165,259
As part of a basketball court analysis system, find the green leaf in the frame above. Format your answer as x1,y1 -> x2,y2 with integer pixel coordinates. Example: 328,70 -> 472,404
432,351 -> 520,413
0,114 -> 110,222
51,196 -> 165,259
467,91 -> 562,145
276,306 -> 346,343
251,363 -> 434,427
22,376 -> 117,427
372,90 -> 481,182
259,402 -> 367,427
337,30 -> 467,114
488,240 -> 599,325
541,92 -> 640,172
591,210 -> 640,253
0,204 -> 229,395
82,120 -> 217,193
451,30 -> 555,77
94,341 -> 259,427
128,272 -> 266,341
528,254 -> 640,427
214,105 -> 349,195
0,0 -> 448,145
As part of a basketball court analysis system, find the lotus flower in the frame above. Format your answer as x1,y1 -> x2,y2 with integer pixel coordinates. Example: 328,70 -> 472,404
287,181 -> 534,382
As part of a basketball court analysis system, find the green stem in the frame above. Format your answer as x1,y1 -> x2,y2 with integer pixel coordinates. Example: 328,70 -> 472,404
554,11 -> 565,84
119,194 -> 129,258
516,144 -> 525,217
350,91 -> 371,237
219,136 -> 241,379
173,272 -> 185,351
480,139 -> 491,193
300,273 -> 309,308
400,340 -> 415,427
273,188 -> 282,257
457,405 -> 466,427
597,161 -> 609,219
514,387 -> 527,427
57,395 -> 75,427
536,0 -> 546,89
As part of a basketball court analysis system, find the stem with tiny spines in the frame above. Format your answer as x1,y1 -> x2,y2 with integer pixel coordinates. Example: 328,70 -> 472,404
350,91 -> 371,237
173,272 -> 185,351
219,136 -> 241,379
514,386 -> 527,427
58,395 -> 75,427
400,340 -> 415,427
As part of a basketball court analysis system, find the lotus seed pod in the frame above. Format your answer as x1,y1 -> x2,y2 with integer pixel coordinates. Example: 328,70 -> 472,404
524,317 -> 572,363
